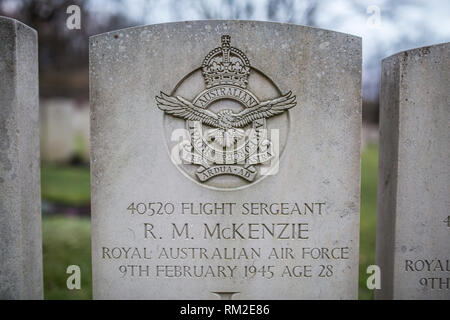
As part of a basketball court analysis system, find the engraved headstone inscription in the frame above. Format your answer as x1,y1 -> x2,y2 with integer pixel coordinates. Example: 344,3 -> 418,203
90,21 -> 362,299
376,43 -> 449,299
0,16 -> 43,299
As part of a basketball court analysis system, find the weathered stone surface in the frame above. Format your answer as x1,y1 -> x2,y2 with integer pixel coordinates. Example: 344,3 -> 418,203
90,21 -> 361,299
376,43 -> 449,299
0,16 -> 43,299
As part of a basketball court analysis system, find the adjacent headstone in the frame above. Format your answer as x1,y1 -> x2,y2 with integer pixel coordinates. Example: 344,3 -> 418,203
40,99 -> 78,163
0,16 -> 43,299
376,43 -> 449,299
90,21 -> 362,299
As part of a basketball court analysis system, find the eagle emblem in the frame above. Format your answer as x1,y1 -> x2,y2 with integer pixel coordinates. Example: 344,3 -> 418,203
156,35 -> 297,183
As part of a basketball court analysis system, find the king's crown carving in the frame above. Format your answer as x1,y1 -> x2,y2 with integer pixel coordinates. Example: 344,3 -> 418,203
202,35 -> 251,89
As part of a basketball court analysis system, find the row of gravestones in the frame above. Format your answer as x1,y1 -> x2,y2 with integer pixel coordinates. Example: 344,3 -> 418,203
0,17 -> 448,300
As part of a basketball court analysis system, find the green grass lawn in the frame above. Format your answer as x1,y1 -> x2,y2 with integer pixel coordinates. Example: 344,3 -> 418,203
41,144 -> 378,299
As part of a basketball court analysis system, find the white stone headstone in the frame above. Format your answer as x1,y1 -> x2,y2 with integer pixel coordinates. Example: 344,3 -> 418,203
74,103 -> 90,162
90,21 -> 362,299
0,16 -> 43,299
376,43 -> 449,299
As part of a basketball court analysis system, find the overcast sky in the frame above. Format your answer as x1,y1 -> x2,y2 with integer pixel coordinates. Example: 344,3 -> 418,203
89,0 -> 450,99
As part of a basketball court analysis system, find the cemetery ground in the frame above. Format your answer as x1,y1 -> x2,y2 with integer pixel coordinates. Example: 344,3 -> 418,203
41,144 -> 378,300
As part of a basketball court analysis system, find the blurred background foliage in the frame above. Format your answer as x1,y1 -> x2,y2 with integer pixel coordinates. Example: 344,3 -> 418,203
2,0 -> 447,105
